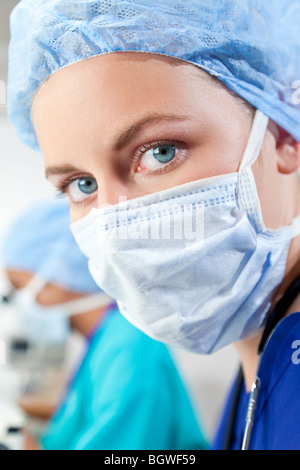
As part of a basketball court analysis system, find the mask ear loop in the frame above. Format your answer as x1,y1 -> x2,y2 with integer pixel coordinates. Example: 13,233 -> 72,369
18,274 -> 113,318
236,110 -> 269,232
51,293 -> 114,317
21,274 -> 47,299
238,110 -> 269,171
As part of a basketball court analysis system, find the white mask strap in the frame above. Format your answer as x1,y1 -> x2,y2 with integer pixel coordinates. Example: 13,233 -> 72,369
290,214 -> 300,238
238,110 -> 269,171
17,274 -> 113,317
22,275 -> 46,298
55,293 -> 114,317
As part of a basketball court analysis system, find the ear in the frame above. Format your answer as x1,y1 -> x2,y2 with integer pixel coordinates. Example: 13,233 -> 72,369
274,125 -> 300,174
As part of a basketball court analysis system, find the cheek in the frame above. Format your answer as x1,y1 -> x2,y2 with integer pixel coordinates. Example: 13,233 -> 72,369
69,203 -> 95,223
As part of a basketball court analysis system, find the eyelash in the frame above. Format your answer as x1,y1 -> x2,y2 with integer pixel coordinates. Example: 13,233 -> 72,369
132,139 -> 188,177
56,174 -> 89,198
55,140 -> 188,198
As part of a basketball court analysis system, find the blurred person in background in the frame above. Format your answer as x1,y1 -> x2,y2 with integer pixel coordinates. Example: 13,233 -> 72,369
0,198 -> 207,450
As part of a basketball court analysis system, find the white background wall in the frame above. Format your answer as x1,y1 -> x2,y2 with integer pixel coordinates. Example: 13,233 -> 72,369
0,0 -> 240,442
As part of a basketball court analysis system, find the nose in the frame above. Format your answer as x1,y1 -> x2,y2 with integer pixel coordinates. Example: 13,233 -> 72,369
69,169 -> 149,223
95,174 -> 146,208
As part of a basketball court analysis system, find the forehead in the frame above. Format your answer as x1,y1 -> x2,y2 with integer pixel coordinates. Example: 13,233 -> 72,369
31,52 -> 242,165
32,52 -> 225,123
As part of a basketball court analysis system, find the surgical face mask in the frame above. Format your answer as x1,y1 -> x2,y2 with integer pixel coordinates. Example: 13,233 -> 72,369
71,110 -> 300,354
5,275 -> 113,346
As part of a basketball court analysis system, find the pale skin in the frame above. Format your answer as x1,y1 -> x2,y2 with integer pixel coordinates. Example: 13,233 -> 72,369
6,268 -> 108,450
31,52 -> 300,391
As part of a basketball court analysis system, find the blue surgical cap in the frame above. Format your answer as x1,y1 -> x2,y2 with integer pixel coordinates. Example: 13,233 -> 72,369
8,0 -> 300,151
1,198 -> 101,293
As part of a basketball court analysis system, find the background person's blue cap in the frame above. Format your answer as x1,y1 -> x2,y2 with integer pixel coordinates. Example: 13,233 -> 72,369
1,198 -> 101,294
7,0 -> 300,151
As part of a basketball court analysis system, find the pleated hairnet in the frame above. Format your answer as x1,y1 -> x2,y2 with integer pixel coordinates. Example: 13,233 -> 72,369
7,0 -> 300,151
1,198 -> 101,293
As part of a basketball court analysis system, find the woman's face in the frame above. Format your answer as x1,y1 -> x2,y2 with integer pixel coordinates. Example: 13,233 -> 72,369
32,53 -> 279,224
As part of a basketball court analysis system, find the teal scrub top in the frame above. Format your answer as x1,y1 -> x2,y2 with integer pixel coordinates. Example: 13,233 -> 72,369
40,307 -> 207,450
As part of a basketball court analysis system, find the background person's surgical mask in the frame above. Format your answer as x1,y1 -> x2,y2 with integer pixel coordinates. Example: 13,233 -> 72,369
7,275 -> 113,346
71,110 -> 300,354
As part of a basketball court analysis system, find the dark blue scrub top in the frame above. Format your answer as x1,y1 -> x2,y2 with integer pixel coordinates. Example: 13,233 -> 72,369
213,312 -> 300,450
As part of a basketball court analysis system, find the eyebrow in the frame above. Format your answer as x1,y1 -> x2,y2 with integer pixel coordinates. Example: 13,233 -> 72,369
46,164 -> 81,178
45,113 -> 189,178
113,113 -> 189,151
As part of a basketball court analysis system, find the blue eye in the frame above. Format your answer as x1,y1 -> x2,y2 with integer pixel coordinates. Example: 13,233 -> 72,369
78,177 -> 98,194
153,145 -> 176,164
68,177 -> 98,202
139,144 -> 178,171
